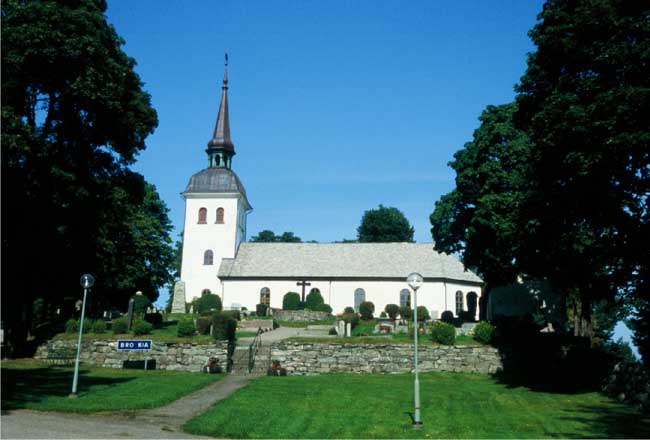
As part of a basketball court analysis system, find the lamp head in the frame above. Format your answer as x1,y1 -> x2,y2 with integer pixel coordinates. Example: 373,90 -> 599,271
406,272 -> 423,291
80,274 -> 95,289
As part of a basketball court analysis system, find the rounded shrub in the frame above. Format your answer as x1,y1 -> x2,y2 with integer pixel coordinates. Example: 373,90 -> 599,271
211,312 -> 237,341
384,304 -> 400,320
341,312 -> 360,329
416,306 -> 430,322
65,318 -> 79,334
92,320 -> 107,334
379,311 -> 387,318
144,312 -> 163,328
431,321 -> 456,345
273,319 -> 279,329
359,301 -> 375,320
344,306 -> 355,314
399,306 -> 413,320
196,317 -> 212,335
177,317 -> 196,337
132,294 -> 151,315
131,319 -> 153,336
305,290 -> 325,310
222,310 -> 241,321
111,317 -> 129,334
314,303 -> 333,314
473,321 -> 494,344
441,310 -> 454,324
282,292 -> 301,310
196,292 -> 222,313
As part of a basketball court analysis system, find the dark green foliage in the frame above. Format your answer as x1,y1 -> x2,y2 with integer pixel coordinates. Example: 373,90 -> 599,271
359,301 -> 375,320
357,205 -> 414,242
196,317 -> 211,335
344,306 -> 355,314
329,327 -> 338,335
91,320 -> 107,334
379,312 -> 387,318
282,292 -> 301,311
250,230 -> 302,242
431,321 -> 456,345
177,318 -> 196,337
384,304 -> 399,320
473,321 -> 494,344
305,290 -> 324,310
131,319 -> 153,336
399,306 -> 413,320
416,306 -> 430,322
195,293 -> 222,314
221,310 -> 241,321
441,311 -> 454,324
316,304 -> 333,314
111,317 -> 129,334
132,295 -> 151,316
211,312 -> 236,342
65,319 -> 78,334
273,319 -> 279,330
256,304 -> 269,316
144,313 -> 163,329
341,313 -> 359,330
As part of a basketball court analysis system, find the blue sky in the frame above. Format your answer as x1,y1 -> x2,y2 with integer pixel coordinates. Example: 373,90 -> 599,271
104,1 -> 638,353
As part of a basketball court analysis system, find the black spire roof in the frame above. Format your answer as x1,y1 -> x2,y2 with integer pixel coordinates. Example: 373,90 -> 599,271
207,55 -> 234,152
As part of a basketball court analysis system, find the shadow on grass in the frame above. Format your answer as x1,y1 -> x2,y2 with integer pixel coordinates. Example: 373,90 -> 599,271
1,365 -> 134,412
544,403 -> 650,439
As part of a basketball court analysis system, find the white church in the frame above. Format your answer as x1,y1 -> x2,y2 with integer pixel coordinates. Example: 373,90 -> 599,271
173,63 -> 483,319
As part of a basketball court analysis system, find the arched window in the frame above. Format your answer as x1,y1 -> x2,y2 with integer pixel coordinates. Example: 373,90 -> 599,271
400,289 -> 411,308
455,291 -> 464,316
260,287 -> 270,306
198,207 -> 207,224
467,292 -> 478,321
203,250 -> 214,265
354,288 -> 366,312
216,207 -> 224,224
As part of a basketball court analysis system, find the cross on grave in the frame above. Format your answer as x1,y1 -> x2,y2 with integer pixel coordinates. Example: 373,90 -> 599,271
296,280 -> 311,302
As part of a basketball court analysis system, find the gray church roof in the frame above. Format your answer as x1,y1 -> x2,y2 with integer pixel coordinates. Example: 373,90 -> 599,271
218,242 -> 482,284
184,168 -> 250,205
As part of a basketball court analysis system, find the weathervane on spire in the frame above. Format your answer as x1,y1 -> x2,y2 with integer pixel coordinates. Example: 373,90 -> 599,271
225,51 -> 228,67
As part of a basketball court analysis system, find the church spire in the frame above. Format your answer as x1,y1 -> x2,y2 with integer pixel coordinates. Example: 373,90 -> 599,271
207,53 -> 235,169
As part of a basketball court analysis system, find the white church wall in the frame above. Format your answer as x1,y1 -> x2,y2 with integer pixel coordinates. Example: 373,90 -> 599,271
181,193 -> 246,303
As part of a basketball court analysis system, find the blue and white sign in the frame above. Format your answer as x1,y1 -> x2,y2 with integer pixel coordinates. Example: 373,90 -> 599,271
117,340 -> 152,350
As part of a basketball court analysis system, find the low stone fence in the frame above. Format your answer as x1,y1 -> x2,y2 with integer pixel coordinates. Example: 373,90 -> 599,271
270,341 -> 502,375
34,339 -> 229,372
272,310 -> 330,321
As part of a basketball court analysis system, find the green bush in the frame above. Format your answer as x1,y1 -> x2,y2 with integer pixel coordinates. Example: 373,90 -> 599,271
416,306 -> 430,321
431,321 -> 456,345
196,317 -> 212,335
441,310 -> 454,324
385,304 -> 400,320
473,321 -> 494,344
177,317 -> 196,337
282,292 -> 301,310
341,312 -> 359,330
222,310 -> 241,321
344,306 -> 355,314
91,320 -> 107,334
399,306 -> 413,320
256,303 -> 269,316
211,312 -> 237,341
65,319 -> 78,334
112,317 -> 129,334
359,301 -> 375,320
195,292 -> 222,314
144,312 -> 163,328
379,311 -> 387,318
314,303 -> 333,314
131,294 -> 151,316
131,319 -> 153,335
273,319 -> 279,330
305,290 -> 324,310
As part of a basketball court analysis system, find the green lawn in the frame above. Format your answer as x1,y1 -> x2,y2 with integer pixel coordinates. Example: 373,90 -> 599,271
183,372 -> 649,439
276,318 -> 336,328
1,359 -> 223,413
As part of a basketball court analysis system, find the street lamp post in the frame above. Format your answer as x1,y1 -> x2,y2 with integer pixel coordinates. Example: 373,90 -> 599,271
407,272 -> 424,429
70,274 -> 94,397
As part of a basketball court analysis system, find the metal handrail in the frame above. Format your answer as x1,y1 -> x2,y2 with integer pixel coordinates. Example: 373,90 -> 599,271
247,327 -> 263,373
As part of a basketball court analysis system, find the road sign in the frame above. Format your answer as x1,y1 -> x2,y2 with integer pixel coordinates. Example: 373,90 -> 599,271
117,340 -> 152,350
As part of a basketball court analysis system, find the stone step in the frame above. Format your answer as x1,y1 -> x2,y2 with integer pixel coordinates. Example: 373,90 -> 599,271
306,325 -> 335,330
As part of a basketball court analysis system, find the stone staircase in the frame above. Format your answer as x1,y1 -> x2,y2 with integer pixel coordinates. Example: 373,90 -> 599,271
229,344 -> 271,376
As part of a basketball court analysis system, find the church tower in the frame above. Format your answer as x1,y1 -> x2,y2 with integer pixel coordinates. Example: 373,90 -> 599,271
173,56 -> 252,312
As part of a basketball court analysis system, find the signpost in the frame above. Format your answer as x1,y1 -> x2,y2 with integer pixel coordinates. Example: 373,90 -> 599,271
117,339 -> 153,370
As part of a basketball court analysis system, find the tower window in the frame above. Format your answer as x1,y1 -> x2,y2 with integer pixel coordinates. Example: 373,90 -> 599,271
216,207 -> 225,224
260,287 -> 270,306
204,250 -> 214,265
198,207 -> 207,224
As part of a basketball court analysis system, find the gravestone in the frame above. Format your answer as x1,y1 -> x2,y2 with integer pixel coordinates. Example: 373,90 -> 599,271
345,322 -> 351,337
171,281 -> 186,313
337,320 -> 345,336
126,299 -> 135,332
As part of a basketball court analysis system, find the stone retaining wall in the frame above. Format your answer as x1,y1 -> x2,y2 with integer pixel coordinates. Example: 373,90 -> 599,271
34,339 -> 229,372
272,310 -> 330,321
270,341 -> 502,375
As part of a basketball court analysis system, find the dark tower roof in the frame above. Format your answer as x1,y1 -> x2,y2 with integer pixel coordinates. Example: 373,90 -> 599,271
207,56 -> 234,152
184,167 -> 251,209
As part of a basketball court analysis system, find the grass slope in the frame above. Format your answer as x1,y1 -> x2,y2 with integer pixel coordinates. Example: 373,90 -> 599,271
184,372 -> 649,439
2,359 -> 223,413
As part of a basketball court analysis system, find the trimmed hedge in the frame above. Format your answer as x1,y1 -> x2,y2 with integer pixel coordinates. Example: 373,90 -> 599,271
399,306 -> 413,320
305,290 -> 324,310
177,317 -> 196,337
344,306 -> 355,314
92,320 -> 107,334
256,303 -> 269,316
195,292 -> 222,314
112,317 -> 129,334
441,310 -> 454,324
416,306 -> 430,321
196,317 -> 212,335
283,292 -> 301,310
144,312 -> 163,328
385,304 -> 400,320
359,301 -> 375,320
131,319 -> 153,336
132,294 -> 151,315
431,321 -> 455,345
473,321 -> 494,344
341,312 -> 360,329
211,312 -> 237,341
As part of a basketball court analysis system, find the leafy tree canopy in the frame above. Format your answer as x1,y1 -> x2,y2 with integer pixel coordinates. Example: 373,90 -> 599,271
357,205 -> 414,242
250,230 -> 302,243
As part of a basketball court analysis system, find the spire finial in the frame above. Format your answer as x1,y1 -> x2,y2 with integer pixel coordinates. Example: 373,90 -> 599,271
222,52 -> 228,87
